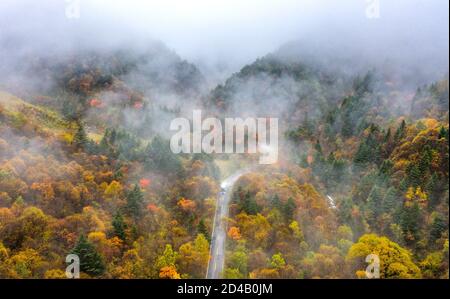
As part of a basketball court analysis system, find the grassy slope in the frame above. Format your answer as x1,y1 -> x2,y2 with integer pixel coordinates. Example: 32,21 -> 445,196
0,91 -> 76,142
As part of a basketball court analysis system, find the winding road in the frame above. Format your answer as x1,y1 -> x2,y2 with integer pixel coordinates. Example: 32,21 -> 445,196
206,169 -> 251,279
205,168 -> 336,278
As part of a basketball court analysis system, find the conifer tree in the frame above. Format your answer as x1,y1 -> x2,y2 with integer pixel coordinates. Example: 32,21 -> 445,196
382,187 -> 399,214
271,194 -> 282,211
126,184 -> 144,219
418,145 -> 433,176
366,185 -> 383,225
112,211 -> 127,241
407,164 -> 422,188
438,126 -> 448,140
283,197 -> 296,220
73,121 -> 88,150
425,172 -> 441,206
400,202 -> 422,244
394,119 -> 406,142
241,191 -> 259,215
197,218 -> 210,242
429,214 -> 446,244
71,235 -> 105,276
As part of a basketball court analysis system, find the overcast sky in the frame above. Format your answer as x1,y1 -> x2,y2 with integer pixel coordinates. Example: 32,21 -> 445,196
0,0 -> 448,78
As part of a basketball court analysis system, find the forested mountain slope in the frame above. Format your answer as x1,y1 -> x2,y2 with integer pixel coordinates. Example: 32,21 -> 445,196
0,43 -> 448,279
206,53 -> 449,278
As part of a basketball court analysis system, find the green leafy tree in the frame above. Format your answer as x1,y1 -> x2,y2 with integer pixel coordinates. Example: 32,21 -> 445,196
270,253 -> 286,270
156,244 -> 179,269
224,268 -> 244,279
228,247 -> 248,275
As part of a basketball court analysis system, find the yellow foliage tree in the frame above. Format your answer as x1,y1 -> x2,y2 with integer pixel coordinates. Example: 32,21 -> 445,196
347,234 -> 421,278
405,186 -> 427,208
178,234 -> 210,278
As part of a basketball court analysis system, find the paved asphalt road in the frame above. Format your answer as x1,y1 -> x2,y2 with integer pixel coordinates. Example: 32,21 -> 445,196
206,169 -> 250,279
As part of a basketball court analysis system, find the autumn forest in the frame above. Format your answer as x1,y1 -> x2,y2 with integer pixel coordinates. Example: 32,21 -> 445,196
0,0 -> 448,280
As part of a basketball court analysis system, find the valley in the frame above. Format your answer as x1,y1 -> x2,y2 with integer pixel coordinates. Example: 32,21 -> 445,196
0,1 -> 448,280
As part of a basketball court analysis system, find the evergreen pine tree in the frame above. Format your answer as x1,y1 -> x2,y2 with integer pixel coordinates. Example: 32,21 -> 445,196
366,185 -> 383,225
283,197 -> 296,220
354,126 -> 380,166
379,159 -> 393,180
438,126 -> 449,140
425,172 -> 440,207
429,214 -> 446,244
382,187 -> 399,214
112,211 -> 127,241
73,121 -> 88,150
234,186 -> 244,204
241,191 -> 259,215
145,135 -> 182,174
109,129 -> 117,145
197,218 -> 210,242
312,140 -> 325,176
418,145 -> 433,176
394,119 -> 406,142
398,178 -> 409,192
71,235 -> 105,276
302,111 -> 314,136
383,127 -> 391,142
271,194 -> 282,211
400,202 -> 421,244
126,184 -> 144,219
341,113 -> 354,137
338,197 -> 353,224
407,164 -> 422,188
314,139 -> 323,154
99,129 -> 110,155
62,99 -> 78,120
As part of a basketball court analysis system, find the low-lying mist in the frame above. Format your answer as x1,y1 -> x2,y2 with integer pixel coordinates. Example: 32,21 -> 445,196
0,0 -> 448,150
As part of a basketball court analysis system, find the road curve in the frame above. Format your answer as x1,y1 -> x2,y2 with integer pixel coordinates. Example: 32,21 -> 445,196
206,169 -> 251,279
